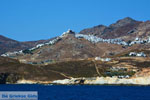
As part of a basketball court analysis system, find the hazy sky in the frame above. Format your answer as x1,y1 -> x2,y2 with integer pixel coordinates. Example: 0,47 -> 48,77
0,0 -> 150,41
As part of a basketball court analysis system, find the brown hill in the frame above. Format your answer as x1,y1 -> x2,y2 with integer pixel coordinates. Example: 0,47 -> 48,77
1,56 -> 150,84
0,57 -> 66,84
79,17 -> 146,39
0,35 -> 52,54
15,32 -> 125,64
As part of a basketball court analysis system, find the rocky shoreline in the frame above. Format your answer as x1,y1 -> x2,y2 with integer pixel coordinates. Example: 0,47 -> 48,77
15,76 -> 150,86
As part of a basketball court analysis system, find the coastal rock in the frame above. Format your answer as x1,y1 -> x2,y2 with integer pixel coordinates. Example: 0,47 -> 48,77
52,76 -> 150,85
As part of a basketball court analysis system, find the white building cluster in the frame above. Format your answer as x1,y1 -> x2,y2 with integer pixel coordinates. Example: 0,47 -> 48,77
29,37 -> 61,51
129,37 -> 150,46
60,29 -> 75,38
75,34 -> 128,45
29,29 -> 75,51
129,52 -> 146,57
75,34 -> 150,46
1,50 -> 23,57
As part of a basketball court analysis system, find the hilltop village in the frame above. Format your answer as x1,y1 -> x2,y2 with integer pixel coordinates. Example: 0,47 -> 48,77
1,29 -> 150,58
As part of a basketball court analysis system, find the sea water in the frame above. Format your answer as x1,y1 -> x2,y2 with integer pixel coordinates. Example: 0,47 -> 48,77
0,84 -> 150,100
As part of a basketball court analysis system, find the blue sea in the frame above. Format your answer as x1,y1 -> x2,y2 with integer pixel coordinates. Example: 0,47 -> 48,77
0,84 -> 150,100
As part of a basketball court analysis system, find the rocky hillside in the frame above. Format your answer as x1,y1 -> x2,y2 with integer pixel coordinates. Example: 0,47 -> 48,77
79,17 -> 150,40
